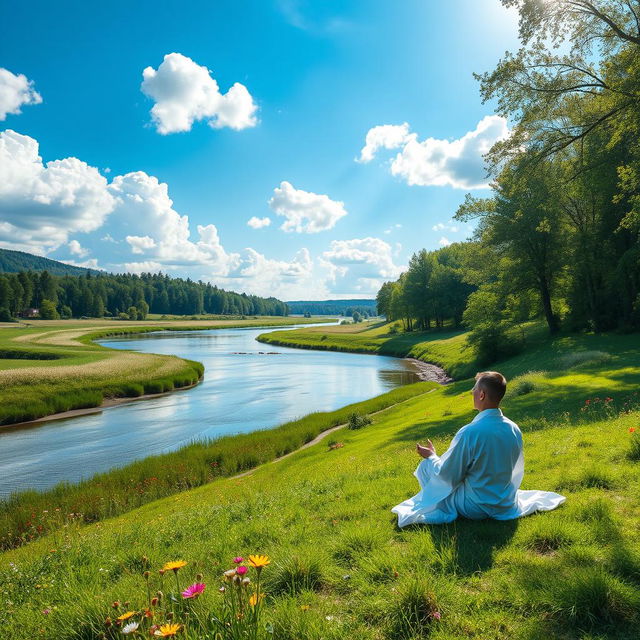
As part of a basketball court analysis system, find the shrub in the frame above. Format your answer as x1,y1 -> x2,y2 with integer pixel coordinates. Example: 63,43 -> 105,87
558,350 -> 612,369
0,307 -> 14,322
508,371 -> 546,397
347,412 -> 372,430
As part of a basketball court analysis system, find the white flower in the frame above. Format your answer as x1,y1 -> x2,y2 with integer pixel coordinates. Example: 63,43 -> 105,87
122,621 -> 139,634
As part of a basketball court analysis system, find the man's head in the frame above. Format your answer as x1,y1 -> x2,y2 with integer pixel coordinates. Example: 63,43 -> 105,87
472,371 -> 507,410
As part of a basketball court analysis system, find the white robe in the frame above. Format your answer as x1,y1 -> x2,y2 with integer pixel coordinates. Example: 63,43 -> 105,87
392,408 -> 566,527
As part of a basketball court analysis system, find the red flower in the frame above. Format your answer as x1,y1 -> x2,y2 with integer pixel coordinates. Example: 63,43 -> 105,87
629,427 -> 636,433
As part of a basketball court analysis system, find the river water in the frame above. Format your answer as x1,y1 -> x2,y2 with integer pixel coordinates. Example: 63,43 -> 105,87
0,325 -> 427,498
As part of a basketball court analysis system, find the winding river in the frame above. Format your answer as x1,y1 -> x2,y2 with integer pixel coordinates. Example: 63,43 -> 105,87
0,324 -> 432,498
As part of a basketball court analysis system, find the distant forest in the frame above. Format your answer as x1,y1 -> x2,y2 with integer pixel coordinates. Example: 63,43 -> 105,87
0,270 -> 288,320
287,299 -> 377,316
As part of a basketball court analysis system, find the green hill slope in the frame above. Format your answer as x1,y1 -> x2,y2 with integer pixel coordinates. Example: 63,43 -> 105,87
0,247 -> 103,276
2,328 -> 640,639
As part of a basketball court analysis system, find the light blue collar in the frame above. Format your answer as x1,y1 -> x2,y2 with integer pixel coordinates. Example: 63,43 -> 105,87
472,407 -> 503,423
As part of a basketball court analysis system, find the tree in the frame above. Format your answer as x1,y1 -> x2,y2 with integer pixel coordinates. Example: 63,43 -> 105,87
39,299 -> 59,320
127,306 -> 138,320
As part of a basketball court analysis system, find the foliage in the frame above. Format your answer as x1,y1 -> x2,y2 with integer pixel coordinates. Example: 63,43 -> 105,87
0,269 -> 289,319
347,412 -> 372,430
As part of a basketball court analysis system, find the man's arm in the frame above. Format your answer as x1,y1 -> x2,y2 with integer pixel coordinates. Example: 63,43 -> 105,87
420,430 -> 473,488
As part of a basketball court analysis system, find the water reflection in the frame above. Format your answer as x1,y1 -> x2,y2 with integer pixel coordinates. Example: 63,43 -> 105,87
0,326 -> 423,497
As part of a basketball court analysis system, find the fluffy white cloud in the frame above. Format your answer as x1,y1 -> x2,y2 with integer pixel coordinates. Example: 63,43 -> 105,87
0,130 -> 115,253
321,237 -> 404,294
269,181 -> 347,233
141,53 -> 258,134
108,171 -> 241,274
432,221 -> 459,232
60,258 -> 101,270
0,68 -> 42,120
358,123 -> 410,163
68,240 -> 89,257
247,216 -> 271,229
124,261 -> 163,274
360,116 -> 510,189
438,237 -> 451,247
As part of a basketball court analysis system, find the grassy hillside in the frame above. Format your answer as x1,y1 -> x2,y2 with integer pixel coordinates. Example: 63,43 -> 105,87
0,317 -> 329,425
2,327 -> 640,639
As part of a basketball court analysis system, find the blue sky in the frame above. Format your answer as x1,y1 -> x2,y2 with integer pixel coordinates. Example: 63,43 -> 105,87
0,0 -> 519,300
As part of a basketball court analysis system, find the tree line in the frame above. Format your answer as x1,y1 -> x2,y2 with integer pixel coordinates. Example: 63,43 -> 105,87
0,271 -> 288,321
378,1 -> 640,362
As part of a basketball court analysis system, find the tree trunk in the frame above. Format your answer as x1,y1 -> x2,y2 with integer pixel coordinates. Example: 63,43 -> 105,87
539,276 -> 559,334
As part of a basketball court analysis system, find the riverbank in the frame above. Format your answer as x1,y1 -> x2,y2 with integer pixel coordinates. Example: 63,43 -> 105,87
2,327 -> 640,639
0,381 -> 438,550
0,316 -> 332,426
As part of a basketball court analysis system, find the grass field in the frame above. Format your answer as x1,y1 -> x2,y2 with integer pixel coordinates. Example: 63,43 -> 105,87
1,323 -> 640,639
0,316 -> 329,426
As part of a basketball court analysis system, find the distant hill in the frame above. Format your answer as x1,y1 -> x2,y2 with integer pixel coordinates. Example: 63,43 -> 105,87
286,299 -> 377,316
0,248 -> 103,277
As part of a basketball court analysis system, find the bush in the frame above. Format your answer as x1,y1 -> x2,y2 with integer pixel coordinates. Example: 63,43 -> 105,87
348,412 -> 372,430
388,323 -> 401,335
0,307 -> 14,322
467,322 -> 523,366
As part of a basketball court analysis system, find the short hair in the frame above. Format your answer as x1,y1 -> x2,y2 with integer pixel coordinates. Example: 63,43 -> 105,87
474,371 -> 507,403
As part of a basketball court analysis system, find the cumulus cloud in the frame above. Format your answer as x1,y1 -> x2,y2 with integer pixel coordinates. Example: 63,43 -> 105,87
247,216 -> 271,229
432,221 -> 459,233
438,237 -> 451,247
124,261 -> 163,274
108,171 -> 242,274
359,116 -> 510,189
60,257 -> 101,270
268,181 -> 347,233
0,68 -> 42,120
0,130 -> 115,253
358,123 -> 410,163
141,53 -> 258,134
321,237 -> 404,294
68,240 -> 89,257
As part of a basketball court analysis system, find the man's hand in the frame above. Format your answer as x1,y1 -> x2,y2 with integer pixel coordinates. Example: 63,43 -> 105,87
416,439 -> 436,459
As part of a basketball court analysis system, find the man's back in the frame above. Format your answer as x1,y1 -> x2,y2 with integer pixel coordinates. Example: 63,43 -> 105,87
459,408 -> 523,513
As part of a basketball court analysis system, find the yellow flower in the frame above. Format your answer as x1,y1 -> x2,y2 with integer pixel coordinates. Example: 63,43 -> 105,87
162,560 -> 187,573
154,623 -> 182,637
249,592 -> 265,607
248,555 -> 270,569
117,611 -> 136,621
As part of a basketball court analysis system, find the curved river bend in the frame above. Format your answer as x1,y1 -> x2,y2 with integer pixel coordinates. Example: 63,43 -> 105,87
0,325 -> 428,498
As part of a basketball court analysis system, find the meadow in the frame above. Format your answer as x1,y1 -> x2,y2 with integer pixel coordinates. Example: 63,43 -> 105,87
0,316 -> 327,426
1,322 -> 640,639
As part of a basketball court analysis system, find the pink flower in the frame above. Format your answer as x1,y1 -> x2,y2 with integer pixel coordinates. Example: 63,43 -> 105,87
233,557 -> 244,564
236,565 -> 248,575
432,611 -> 441,620
42,608 -> 51,615
181,582 -> 206,599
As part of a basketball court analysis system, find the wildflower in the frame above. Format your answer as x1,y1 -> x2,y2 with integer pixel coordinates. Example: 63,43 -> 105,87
181,583 -> 206,599
585,399 -> 591,405
151,597 -> 159,607
112,601 -> 121,609
248,555 -> 270,569
223,569 -> 237,580
606,397 -> 613,403
122,622 -> 140,634
105,617 -> 112,627
144,609 -> 153,619
236,565 -> 248,576
233,556 -> 244,564
154,623 -> 181,637
162,560 -> 187,573
300,605 -> 310,611
242,577 -> 251,586
249,592 -> 265,607
117,611 -> 136,622
630,427 -> 636,433
42,608 -> 51,615
219,586 -> 226,593
432,611 -> 441,620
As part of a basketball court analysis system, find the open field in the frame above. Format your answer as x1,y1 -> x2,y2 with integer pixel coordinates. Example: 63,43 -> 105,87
0,316 -> 331,426
1,325 -> 640,638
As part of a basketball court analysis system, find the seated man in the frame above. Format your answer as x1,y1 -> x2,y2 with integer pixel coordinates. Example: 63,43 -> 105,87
392,371 -> 565,527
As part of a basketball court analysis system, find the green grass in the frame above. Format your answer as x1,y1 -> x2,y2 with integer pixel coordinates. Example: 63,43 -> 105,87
0,316 -> 331,425
2,326 -> 640,638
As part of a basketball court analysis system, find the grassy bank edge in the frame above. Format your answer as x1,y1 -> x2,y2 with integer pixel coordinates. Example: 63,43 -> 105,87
0,380 -> 439,551
0,318 -> 334,426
